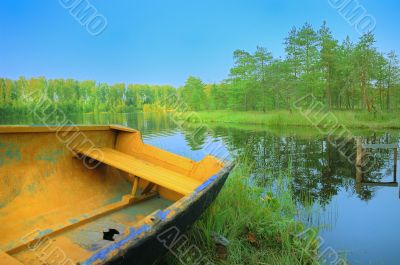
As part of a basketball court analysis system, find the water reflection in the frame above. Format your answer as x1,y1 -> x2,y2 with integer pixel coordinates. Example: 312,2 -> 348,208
209,126 -> 399,205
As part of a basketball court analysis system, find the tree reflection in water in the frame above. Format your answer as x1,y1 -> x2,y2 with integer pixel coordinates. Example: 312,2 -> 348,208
202,126 -> 399,207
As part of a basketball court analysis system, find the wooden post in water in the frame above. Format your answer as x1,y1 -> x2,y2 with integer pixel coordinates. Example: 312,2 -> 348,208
394,147 -> 398,183
356,138 -> 363,183
356,138 -> 362,168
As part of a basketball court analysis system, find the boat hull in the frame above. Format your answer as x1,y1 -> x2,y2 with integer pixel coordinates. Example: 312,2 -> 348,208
84,164 -> 233,265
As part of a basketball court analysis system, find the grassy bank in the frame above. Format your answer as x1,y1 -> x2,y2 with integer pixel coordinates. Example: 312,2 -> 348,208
180,110 -> 400,129
161,162 -> 319,265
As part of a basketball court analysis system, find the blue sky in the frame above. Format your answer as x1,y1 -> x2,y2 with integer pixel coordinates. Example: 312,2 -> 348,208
0,0 -> 399,87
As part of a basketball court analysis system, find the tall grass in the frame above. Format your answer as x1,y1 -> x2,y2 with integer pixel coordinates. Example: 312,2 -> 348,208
181,110 -> 400,129
162,160 -> 320,265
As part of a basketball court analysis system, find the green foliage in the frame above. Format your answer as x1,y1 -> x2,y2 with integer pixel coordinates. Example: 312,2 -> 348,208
175,22 -> 400,114
163,162 -> 319,265
0,77 -> 177,115
179,76 -> 207,111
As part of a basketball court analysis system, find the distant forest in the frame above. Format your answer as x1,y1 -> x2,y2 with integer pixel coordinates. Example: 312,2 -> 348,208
1,22 -> 399,116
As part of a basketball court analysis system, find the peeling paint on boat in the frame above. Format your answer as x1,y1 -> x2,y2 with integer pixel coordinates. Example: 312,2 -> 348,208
153,209 -> 172,222
195,174 -> 219,193
35,149 -> 64,164
0,141 -> 21,166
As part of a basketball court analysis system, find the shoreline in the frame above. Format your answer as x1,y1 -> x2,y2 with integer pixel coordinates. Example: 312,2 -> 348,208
178,110 -> 400,130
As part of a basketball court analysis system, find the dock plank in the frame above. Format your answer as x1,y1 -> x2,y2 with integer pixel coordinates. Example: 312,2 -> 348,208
361,143 -> 398,149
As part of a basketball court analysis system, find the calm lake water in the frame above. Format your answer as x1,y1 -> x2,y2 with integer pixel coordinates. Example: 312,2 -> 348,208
1,112 -> 399,265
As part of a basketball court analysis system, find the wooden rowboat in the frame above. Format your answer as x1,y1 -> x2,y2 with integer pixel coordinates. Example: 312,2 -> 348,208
0,125 -> 233,265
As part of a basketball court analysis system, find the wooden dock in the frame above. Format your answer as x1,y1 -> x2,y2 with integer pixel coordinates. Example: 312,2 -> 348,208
356,138 -> 398,187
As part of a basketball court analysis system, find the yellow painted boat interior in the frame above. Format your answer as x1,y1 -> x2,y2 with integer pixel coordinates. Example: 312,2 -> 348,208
0,125 -> 224,265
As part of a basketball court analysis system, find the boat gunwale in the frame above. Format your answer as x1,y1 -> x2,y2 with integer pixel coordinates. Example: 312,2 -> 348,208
0,125 -> 138,134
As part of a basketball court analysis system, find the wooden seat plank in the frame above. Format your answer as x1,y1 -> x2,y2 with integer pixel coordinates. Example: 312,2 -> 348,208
74,147 -> 201,195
